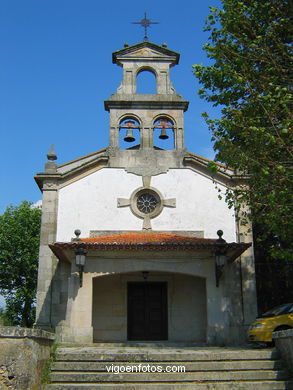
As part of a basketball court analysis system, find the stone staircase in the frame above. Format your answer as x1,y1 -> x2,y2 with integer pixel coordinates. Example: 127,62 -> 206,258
45,343 -> 293,389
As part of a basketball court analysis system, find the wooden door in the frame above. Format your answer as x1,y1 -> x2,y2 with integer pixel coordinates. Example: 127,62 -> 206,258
127,282 -> 168,340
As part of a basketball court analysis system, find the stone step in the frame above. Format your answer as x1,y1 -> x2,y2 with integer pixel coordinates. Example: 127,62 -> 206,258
58,342 -> 204,348
46,346 -> 292,390
46,380 -> 293,390
49,370 -> 290,382
52,359 -> 283,371
54,348 -> 279,362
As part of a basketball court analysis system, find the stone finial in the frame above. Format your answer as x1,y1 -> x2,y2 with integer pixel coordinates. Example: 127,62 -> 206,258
47,144 -> 57,161
45,144 -> 57,173
217,230 -> 226,243
124,43 -> 129,47
74,229 -> 81,241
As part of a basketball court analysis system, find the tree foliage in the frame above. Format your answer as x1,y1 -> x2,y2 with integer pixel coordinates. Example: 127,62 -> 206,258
253,223 -> 293,314
194,0 -> 293,259
0,201 -> 41,326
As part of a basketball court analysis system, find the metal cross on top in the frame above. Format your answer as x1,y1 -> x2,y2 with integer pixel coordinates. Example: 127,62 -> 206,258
132,12 -> 159,41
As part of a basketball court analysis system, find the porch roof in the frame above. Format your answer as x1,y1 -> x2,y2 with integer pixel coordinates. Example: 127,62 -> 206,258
49,232 -> 251,263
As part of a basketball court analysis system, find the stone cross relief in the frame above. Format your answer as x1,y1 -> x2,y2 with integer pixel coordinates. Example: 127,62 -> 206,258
117,176 -> 176,230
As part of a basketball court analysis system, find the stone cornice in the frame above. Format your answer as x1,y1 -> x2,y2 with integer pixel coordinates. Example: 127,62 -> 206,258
183,154 -> 237,186
112,41 -> 180,66
34,153 -> 109,191
104,98 -> 189,112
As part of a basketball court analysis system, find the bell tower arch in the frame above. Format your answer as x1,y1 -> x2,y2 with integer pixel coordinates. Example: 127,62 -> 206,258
104,41 -> 189,173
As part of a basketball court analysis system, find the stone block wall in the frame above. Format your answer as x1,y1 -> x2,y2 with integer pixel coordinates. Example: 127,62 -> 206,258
0,327 -> 55,390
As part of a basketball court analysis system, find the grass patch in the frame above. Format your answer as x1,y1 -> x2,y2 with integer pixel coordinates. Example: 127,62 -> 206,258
41,343 -> 59,385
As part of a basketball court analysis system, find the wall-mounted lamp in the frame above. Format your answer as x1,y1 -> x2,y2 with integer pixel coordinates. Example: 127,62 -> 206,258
75,246 -> 86,287
74,229 -> 86,287
215,230 -> 227,287
142,271 -> 149,281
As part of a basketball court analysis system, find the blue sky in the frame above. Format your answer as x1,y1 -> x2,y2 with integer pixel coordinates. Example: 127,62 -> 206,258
0,0 -> 222,213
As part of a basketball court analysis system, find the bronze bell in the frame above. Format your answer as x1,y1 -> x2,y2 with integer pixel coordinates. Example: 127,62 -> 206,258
124,129 -> 135,142
159,128 -> 169,140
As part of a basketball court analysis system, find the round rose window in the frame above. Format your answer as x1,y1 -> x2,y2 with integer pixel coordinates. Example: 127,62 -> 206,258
137,193 -> 159,214
129,187 -> 163,219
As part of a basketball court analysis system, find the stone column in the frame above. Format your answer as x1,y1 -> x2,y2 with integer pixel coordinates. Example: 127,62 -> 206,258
58,262 -> 93,343
35,146 -> 61,331
109,126 -> 119,149
35,177 -> 59,330
123,69 -> 135,94
222,256 -> 246,344
141,127 -> 152,149
157,71 -> 168,94
175,127 -> 184,150
238,218 -> 258,326
205,274 -> 226,345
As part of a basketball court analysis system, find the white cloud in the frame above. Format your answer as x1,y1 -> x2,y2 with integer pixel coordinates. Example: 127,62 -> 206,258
31,200 -> 42,209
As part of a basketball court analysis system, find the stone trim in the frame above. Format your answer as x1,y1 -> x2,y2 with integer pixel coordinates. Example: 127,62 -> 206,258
0,326 -> 55,340
112,41 -> 180,64
57,148 -> 108,168
0,326 -> 54,390
89,230 -> 204,238
104,99 -> 189,111
273,328 -> 293,339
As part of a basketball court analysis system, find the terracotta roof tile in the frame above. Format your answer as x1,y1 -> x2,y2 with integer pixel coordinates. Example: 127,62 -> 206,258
49,232 -> 251,263
81,232 -> 216,244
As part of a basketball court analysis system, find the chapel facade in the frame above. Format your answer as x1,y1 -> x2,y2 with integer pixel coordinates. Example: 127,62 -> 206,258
35,41 -> 257,345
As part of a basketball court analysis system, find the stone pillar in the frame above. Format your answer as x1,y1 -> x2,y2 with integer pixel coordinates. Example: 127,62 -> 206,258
234,198 -> 257,328
222,256 -> 246,344
205,274 -> 227,345
157,71 -> 168,94
238,224 -> 258,326
121,69 -> 135,94
57,263 -> 93,343
174,125 -> 184,150
109,126 -> 119,149
141,127 -> 152,149
35,178 -> 59,330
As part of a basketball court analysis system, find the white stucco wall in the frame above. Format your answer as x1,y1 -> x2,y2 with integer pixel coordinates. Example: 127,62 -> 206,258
56,167 -> 236,242
152,169 -> 236,241
57,169 -> 142,241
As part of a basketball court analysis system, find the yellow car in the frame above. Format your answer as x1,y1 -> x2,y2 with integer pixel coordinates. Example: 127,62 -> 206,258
248,303 -> 293,344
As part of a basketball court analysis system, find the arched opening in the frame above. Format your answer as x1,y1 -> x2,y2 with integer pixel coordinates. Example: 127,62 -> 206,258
153,117 -> 175,150
119,117 -> 140,150
136,69 -> 157,94
92,271 -> 207,343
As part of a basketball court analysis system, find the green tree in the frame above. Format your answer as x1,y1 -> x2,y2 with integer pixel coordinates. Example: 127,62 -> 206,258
194,0 -> 293,259
0,307 -> 13,325
0,201 -> 41,326
253,223 -> 293,313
